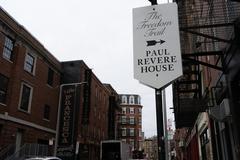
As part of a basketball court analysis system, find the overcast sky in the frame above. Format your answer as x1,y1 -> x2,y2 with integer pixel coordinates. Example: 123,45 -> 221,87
0,0 -> 174,138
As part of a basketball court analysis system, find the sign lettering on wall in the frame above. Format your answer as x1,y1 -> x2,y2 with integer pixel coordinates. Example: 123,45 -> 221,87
57,85 -> 76,158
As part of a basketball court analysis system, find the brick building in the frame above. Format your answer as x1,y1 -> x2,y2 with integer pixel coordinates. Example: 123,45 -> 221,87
58,61 -> 119,160
118,94 -> 143,150
142,136 -> 158,160
0,6 -> 61,157
0,7 -> 120,160
173,0 -> 240,159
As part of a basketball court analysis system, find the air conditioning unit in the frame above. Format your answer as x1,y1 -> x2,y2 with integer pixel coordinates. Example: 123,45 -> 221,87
220,98 -> 231,120
209,98 -> 231,121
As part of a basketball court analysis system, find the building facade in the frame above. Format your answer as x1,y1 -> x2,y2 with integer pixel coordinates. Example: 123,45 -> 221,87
0,7 -> 120,160
173,0 -> 240,160
118,94 -> 143,150
0,6 -> 61,158
58,61 -> 119,160
142,137 -> 158,160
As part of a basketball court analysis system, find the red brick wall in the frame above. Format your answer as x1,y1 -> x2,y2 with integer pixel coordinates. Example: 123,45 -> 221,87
0,12 -> 61,149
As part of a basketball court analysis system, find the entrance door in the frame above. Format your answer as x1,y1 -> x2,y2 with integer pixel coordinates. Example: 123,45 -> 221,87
15,129 -> 23,157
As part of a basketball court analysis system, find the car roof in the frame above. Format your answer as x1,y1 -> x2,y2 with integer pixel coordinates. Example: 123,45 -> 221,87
25,157 -> 61,160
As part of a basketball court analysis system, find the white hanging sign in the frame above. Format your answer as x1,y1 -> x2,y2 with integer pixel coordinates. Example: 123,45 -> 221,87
133,3 -> 182,89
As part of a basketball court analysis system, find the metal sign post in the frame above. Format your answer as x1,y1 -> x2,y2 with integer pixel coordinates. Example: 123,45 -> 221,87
155,88 -> 165,160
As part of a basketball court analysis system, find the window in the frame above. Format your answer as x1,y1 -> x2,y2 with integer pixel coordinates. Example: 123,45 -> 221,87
137,96 -> 141,104
130,128 -> 135,136
3,36 -> 14,61
122,128 -> 126,136
122,96 -> 127,104
47,68 -> 54,86
19,83 -> 33,112
130,139 -> 134,147
24,53 -> 35,74
139,129 -> 142,137
129,96 -> 135,104
126,107 -> 130,114
138,108 -> 142,114
130,107 -> 134,114
121,116 -> 126,124
200,128 -> 209,160
122,107 -> 126,114
0,74 -> 9,104
43,105 -> 50,120
130,117 -> 135,124
139,117 -> 142,125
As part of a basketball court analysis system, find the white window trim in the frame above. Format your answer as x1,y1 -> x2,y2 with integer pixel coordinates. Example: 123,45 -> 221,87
122,96 -> 127,104
130,116 -> 135,124
138,96 -> 141,104
130,128 -> 135,136
2,36 -> 14,62
18,82 -> 33,113
122,107 -> 126,114
129,96 -> 135,104
122,128 -> 126,136
122,116 -> 126,124
24,50 -> 37,75
130,107 -> 134,114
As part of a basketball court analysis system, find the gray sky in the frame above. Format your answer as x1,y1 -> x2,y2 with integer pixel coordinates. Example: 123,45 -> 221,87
0,0 -> 174,138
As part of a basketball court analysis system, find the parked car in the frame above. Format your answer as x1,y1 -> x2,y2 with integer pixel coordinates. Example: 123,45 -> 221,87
25,157 -> 62,160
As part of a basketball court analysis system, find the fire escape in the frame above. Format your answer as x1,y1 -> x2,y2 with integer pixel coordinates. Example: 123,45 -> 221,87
173,0 -> 240,128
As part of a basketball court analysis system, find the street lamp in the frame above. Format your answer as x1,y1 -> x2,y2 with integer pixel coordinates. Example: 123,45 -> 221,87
54,82 -> 87,157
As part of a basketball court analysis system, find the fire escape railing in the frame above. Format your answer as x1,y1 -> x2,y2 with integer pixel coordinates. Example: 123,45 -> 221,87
173,0 -> 240,128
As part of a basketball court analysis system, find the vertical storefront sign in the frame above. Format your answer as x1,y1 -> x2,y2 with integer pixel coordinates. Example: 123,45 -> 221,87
57,85 -> 76,159
82,69 -> 92,124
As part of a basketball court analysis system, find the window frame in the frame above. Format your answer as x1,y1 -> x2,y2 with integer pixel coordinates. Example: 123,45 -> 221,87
139,129 -> 142,137
24,53 -> 36,75
47,67 -> 54,86
43,104 -> 50,120
0,73 -> 9,105
138,108 -> 142,114
18,82 -> 33,113
138,117 -> 142,125
122,96 -> 127,104
137,96 -> 141,104
129,95 -> 135,104
129,139 -> 135,147
122,128 -> 126,137
130,107 -> 135,114
122,107 -> 126,114
121,116 -> 127,124
130,116 -> 135,124
130,128 -> 135,136
2,36 -> 14,61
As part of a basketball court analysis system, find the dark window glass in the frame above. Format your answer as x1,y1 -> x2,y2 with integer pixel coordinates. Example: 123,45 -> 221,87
24,53 -> 35,73
43,105 -> 50,120
3,36 -> 14,61
47,68 -> 54,86
0,74 -> 9,104
19,84 -> 32,111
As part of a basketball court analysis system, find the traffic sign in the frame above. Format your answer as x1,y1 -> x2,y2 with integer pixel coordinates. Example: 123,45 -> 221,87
133,3 -> 182,89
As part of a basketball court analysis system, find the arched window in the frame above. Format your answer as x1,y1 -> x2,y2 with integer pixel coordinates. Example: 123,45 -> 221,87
129,96 -> 135,104
137,96 -> 141,104
122,96 -> 127,104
